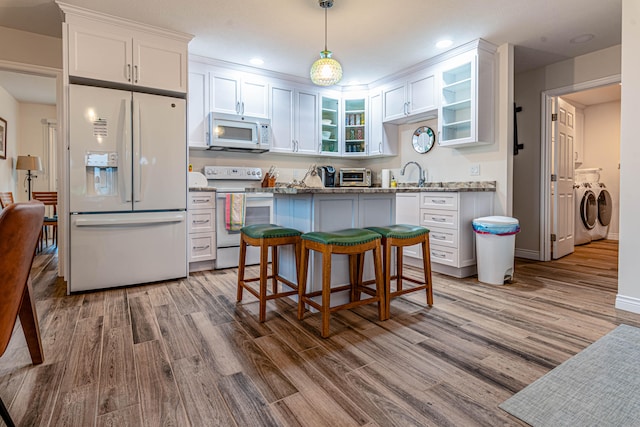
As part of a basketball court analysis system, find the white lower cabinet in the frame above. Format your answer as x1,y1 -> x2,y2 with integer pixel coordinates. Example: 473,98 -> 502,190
188,190 -> 216,272
397,191 -> 493,278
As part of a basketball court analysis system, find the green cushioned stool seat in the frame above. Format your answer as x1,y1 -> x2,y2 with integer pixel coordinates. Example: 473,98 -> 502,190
301,228 -> 381,246
241,224 -> 302,239
361,223 -> 433,318
365,224 -> 430,239
298,228 -> 386,338
238,224 -> 302,323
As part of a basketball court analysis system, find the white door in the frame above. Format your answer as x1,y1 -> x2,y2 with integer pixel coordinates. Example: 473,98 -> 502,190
133,92 -> 186,211
269,84 -> 294,152
69,85 -> 132,213
552,97 -> 575,259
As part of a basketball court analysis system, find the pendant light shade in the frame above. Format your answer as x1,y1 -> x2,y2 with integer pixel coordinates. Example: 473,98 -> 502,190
310,50 -> 342,86
310,1 -> 342,86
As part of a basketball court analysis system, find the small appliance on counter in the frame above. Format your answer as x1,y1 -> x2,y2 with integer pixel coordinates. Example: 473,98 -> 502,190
339,168 -> 372,187
188,171 -> 208,188
317,165 -> 336,187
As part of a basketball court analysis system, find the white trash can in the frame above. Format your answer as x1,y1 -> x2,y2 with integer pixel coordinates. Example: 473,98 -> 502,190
472,216 -> 520,285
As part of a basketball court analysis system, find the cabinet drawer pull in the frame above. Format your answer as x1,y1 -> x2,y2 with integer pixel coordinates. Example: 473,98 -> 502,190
192,199 -> 210,203
432,234 -> 446,240
432,251 -> 447,258
193,219 -> 210,225
431,199 -> 446,204
193,244 -> 210,251
432,217 -> 447,222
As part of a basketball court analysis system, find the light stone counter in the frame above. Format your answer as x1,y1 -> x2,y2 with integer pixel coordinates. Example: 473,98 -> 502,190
245,181 -> 496,194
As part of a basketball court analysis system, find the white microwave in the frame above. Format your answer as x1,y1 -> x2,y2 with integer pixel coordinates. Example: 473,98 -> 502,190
208,112 -> 271,153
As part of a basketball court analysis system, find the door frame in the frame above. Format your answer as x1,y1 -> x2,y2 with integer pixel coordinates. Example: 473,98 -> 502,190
0,60 -> 64,274
540,74 -> 620,261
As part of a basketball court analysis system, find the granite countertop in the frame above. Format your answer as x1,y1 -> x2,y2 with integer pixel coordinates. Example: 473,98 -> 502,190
246,181 -> 496,194
188,186 -> 217,192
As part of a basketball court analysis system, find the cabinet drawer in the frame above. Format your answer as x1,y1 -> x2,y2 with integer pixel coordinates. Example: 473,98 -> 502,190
420,193 -> 458,210
428,226 -> 458,248
421,209 -> 458,230
189,192 -> 215,209
189,210 -> 214,233
188,232 -> 216,262
429,244 -> 458,267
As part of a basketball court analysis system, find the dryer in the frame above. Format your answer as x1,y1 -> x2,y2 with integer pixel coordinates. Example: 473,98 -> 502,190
574,182 -> 597,245
592,182 -> 612,240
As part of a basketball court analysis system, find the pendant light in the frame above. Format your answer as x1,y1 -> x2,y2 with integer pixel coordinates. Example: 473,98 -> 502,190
310,0 -> 342,86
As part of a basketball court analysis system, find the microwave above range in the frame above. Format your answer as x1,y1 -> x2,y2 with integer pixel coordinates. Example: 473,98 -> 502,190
208,112 -> 271,153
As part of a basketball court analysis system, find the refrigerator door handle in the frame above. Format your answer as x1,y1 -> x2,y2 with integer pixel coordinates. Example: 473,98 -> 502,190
123,99 -> 132,202
133,97 -> 142,203
74,215 -> 185,227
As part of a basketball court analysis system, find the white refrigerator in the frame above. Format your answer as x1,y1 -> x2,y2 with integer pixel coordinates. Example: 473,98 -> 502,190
68,84 -> 187,292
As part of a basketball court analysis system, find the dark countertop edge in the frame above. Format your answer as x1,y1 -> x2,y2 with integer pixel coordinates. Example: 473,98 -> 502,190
189,186 -> 216,192
246,181 -> 497,194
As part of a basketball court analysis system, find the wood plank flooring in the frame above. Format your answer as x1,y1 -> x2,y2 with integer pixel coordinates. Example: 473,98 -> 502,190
1,239 -> 638,426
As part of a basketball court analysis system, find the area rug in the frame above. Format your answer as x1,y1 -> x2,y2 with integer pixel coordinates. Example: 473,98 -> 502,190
499,324 -> 640,427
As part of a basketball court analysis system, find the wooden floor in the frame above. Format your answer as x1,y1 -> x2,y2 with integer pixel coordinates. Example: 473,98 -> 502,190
2,239 -> 639,427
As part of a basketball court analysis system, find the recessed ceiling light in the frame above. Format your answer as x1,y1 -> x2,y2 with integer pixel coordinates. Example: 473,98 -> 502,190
436,39 -> 453,49
570,34 -> 595,44
250,58 -> 264,66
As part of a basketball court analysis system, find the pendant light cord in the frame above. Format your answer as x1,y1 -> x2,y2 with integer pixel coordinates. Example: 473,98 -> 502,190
324,5 -> 328,52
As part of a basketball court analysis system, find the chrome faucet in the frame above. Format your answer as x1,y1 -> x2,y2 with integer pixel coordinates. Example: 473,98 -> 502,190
400,161 -> 426,187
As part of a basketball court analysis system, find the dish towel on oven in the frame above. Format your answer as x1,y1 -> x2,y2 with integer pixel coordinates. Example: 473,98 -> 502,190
225,193 -> 246,231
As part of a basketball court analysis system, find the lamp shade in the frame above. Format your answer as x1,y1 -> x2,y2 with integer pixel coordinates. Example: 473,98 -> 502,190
310,50 -> 343,86
16,155 -> 43,171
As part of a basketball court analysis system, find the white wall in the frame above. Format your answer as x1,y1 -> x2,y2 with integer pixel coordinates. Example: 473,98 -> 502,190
617,0 -> 640,313
0,86 -> 19,194
580,100 -> 620,239
513,45 -> 622,259
0,26 -> 62,69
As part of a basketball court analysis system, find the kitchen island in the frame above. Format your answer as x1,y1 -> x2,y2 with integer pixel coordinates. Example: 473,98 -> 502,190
247,182 -> 496,302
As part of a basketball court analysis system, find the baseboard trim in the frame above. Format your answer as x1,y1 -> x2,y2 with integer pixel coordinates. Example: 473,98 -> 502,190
607,233 -> 620,241
515,248 -> 540,260
615,294 -> 640,314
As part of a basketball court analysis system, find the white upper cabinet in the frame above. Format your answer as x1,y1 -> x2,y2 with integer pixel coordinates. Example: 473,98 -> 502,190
210,70 -> 269,118
295,88 -> 320,155
66,16 -> 190,93
187,62 -> 210,149
369,90 -> 397,157
382,68 -> 437,123
437,42 -> 495,147
269,80 -> 319,155
269,82 -> 295,153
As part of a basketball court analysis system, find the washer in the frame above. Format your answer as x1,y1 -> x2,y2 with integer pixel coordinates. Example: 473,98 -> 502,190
574,182 -> 597,245
592,182 -> 612,240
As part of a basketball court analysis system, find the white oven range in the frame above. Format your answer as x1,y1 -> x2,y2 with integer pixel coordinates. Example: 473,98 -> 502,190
203,166 -> 273,269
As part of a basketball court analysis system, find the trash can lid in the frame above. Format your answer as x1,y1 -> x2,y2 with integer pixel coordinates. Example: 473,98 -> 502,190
472,216 -> 520,235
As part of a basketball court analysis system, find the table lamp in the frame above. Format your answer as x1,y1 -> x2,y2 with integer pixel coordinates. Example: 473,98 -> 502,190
16,155 -> 43,200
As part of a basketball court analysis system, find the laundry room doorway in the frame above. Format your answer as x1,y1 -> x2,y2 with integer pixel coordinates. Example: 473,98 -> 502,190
541,76 -> 621,261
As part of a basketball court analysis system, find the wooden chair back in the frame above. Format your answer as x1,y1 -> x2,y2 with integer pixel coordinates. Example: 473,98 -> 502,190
0,192 -> 14,209
32,191 -> 57,217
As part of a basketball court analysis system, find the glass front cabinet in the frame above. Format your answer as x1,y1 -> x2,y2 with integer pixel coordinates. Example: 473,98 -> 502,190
343,96 -> 367,156
437,42 -> 495,147
320,95 -> 340,155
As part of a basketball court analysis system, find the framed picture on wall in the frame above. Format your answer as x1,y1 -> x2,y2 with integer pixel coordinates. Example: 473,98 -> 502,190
0,117 -> 6,159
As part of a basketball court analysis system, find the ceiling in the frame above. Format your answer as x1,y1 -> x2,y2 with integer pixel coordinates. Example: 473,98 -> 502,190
0,0 -> 623,102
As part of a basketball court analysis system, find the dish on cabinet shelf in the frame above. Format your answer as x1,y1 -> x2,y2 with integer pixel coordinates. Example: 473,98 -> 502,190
322,119 -> 332,125
322,131 -> 331,139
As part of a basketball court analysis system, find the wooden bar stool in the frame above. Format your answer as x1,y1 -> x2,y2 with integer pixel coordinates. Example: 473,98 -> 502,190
365,224 -> 433,318
237,224 -> 302,322
297,228 -> 386,338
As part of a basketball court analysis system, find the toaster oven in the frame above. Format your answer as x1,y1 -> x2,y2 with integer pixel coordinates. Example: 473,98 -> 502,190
339,168 -> 371,187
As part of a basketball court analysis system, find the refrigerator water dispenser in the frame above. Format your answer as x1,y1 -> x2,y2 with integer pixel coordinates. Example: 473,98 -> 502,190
86,152 -> 118,196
